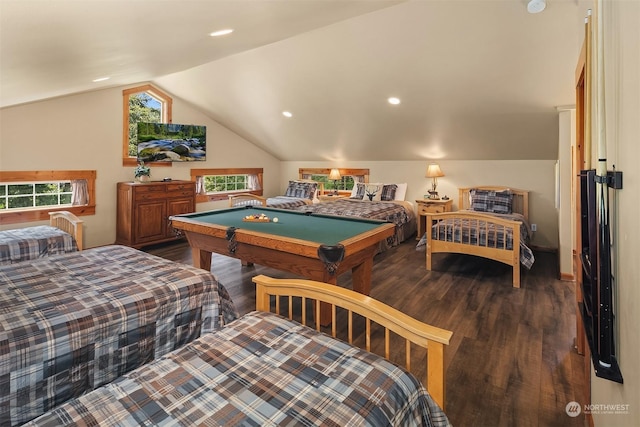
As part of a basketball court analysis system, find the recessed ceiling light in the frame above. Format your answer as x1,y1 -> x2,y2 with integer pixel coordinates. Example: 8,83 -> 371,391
210,29 -> 234,37
282,111 -> 293,118
388,97 -> 401,105
92,77 -> 110,82
527,0 -> 546,14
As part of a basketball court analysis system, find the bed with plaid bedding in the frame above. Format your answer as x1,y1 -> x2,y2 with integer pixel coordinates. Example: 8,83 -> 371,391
295,198 -> 416,249
27,311 -> 450,427
427,211 -> 534,269
0,245 -> 238,426
266,195 -> 312,209
0,226 -> 77,265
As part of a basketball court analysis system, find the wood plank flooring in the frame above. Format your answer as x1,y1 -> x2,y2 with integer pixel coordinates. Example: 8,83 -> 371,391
145,238 -> 588,427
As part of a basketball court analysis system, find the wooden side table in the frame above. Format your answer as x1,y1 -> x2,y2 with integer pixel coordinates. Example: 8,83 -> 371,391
415,198 -> 453,238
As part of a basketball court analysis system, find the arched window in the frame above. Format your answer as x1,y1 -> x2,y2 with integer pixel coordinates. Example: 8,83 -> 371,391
122,84 -> 172,166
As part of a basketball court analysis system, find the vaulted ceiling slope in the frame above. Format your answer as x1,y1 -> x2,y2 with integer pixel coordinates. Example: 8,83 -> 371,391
1,0 -> 590,161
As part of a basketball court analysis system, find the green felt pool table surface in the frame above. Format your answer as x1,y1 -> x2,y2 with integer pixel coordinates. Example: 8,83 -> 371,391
179,206 -> 388,246
170,206 -> 396,325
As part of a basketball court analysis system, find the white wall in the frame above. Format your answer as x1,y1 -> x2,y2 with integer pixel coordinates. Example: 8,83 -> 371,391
590,0 -> 640,425
281,159 -> 559,248
0,84 -> 282,248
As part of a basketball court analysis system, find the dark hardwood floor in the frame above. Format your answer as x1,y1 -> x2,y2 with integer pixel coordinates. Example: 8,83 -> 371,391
145,238 -> 588,427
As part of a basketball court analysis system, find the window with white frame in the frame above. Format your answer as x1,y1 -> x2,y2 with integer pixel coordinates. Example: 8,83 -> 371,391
0,181 -> 72,210
203,175 -> 250,193
298,168 -> 369,194
191,168 -> 263,202
0,170 -> 96,224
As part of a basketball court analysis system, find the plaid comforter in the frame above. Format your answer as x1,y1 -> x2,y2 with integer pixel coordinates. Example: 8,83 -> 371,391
0,226 -> 77,265
266,195 -> 311,209
428,212 -> 535,269
296,199 -> 416,248
27,311 -> 450,427
0,245 -> 238,426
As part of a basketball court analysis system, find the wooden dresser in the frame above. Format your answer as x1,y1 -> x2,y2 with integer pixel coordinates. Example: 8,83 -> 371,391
116,180 -> 196,248
415,198 -> 453,239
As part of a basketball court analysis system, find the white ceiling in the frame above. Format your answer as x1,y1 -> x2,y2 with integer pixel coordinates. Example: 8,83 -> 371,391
0,0 -> 591,161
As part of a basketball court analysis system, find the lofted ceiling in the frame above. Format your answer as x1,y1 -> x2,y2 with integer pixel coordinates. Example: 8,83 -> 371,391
0,0 -> 590,161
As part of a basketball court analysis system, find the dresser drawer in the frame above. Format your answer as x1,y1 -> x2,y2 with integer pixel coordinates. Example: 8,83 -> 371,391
167,190 -> 195,199
166,183 -> 195,192
134,184 -> 166,194
420,204 -> 446,214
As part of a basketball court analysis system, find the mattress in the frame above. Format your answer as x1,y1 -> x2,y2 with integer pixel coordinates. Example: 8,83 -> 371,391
27,311 -> 450,427
0,225 -> 77,265
0,245 -> 238,426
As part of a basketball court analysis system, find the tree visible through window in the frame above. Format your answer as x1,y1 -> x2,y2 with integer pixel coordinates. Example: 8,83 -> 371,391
122,85 -> 172,166
0,182 -> 72,210
204,175 -> 248,192
298,168 -> 370,194
0,170 -> 96,224
309,174 -> 355,192
190,168 -> 263,203
128,93 -> 162,157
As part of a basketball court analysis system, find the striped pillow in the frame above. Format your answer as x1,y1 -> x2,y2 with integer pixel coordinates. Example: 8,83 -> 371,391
351,183 -> 366,200
285,181 -> 317,200
381,184 -> 398,201
470,189 -> 513,214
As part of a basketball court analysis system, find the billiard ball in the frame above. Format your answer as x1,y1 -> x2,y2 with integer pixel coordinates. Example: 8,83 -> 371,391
273,217 -> 279,223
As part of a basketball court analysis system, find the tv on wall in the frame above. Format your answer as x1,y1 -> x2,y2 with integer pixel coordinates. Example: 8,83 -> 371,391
137,122 -> 206,162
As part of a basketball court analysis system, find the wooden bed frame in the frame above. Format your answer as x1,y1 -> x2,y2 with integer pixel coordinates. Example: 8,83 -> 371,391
253,274 -> 453,410
425,186 -> 529,288
228,193 -> 267,207
49,211 -> 84,250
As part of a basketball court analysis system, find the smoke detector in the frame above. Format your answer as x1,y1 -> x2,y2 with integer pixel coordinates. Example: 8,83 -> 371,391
527,0 -> 546,13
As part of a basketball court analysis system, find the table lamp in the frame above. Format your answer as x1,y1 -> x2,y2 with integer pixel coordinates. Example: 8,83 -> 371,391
426,163 -> 444,199
328,168 -> 341,195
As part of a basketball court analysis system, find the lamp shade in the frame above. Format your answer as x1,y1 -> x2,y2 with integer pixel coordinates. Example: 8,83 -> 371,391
426,164 -> 444,178
328,168 -> 342,180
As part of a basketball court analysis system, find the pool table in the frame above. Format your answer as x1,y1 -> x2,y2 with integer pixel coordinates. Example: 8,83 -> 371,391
170,206 -> 395,324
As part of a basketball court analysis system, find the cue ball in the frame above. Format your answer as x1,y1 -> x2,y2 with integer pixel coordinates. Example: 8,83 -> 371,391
273,217 -> 279,223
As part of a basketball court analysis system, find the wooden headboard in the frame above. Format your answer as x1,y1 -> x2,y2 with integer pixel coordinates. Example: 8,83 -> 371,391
458,186 -> 529,222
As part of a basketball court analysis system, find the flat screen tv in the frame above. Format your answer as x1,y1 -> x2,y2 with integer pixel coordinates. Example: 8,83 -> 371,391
137,122 -> 206,162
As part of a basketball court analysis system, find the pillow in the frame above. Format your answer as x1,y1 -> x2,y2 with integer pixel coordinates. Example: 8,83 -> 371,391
393,183 -> 408,201
381,184 -> 398,201
350,182 -> 366,200
363,183 -> 383,201
294,179 -> 321,202
469,189 -> 513,214
285,180 -> 317,200
350,182 -> 385,201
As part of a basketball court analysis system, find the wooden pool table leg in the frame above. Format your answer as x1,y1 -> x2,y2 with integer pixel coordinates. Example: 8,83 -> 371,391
318,256 -> 374,326
192,248 -> 212,272
351,257 -> 373,295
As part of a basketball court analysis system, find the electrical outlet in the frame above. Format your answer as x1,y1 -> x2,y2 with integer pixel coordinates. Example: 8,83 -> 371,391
531,224 -> 537,232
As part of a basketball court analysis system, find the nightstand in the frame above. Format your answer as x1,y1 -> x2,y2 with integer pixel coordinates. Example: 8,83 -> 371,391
318,194 -> 349,203
415,198 -> 453,239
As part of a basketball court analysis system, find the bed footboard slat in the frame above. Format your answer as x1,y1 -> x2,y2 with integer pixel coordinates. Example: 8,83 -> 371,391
254,275 -> 452,410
